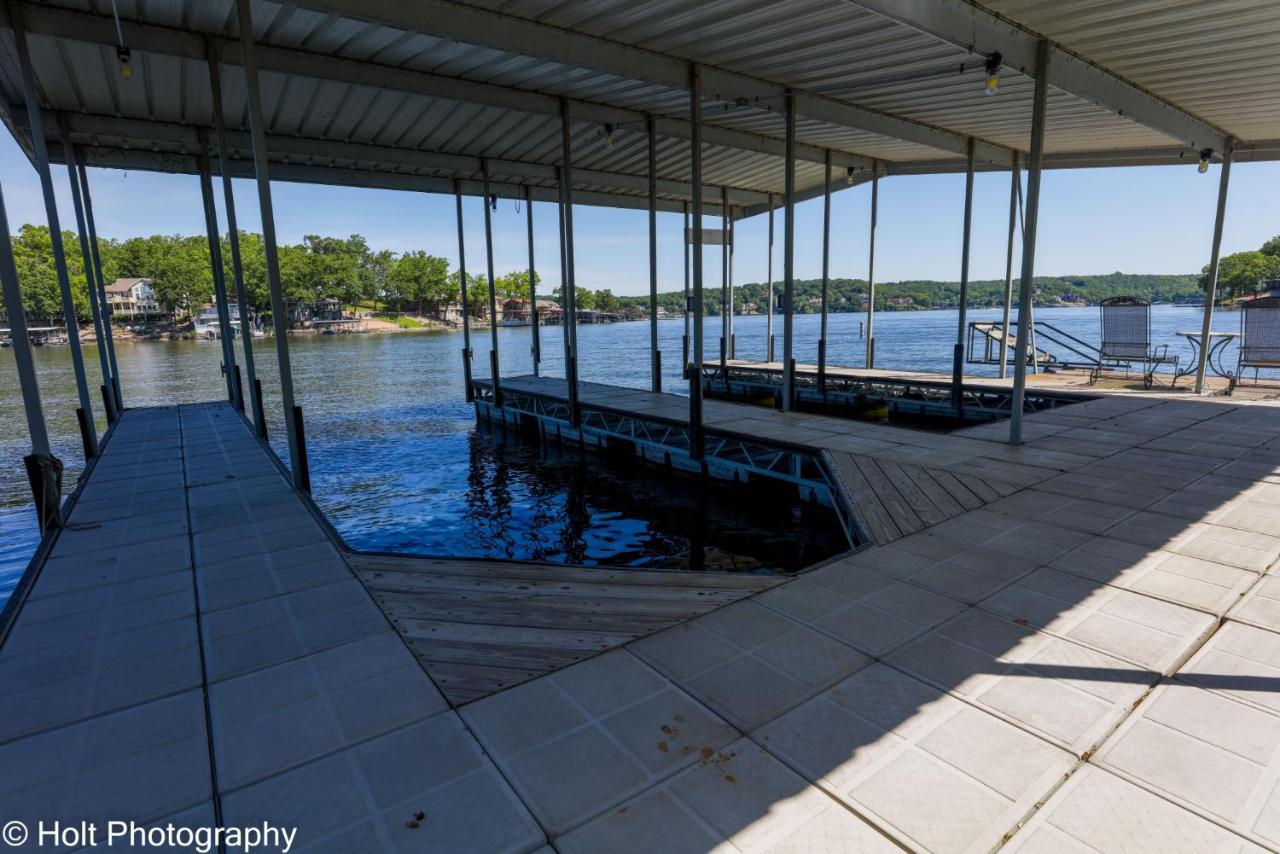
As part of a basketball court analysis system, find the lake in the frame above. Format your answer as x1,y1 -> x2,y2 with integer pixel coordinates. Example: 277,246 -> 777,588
0,303 -> 1237,605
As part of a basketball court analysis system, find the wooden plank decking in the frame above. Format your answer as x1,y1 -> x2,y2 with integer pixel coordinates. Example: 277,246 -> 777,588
351,554 -> 779,704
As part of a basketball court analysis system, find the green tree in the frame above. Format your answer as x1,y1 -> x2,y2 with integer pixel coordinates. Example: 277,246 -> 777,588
7,225 -> 90,322
1200,251 -> 1280,301
595,288 -> 619,313
448,271 -> 486,316
388,251 -> 450,314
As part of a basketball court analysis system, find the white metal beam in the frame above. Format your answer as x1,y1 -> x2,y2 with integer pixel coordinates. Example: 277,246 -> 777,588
846,0 -> 1229,152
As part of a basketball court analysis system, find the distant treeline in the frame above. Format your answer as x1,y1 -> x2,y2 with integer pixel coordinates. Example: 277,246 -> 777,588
616,273 -> 1204,316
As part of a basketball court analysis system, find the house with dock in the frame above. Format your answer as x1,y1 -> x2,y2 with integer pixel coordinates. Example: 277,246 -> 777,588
1,1 -> 1280,852
103,276 -> 164,320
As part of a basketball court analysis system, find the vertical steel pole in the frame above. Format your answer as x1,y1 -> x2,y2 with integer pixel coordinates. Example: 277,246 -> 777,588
0,179 -> 51,452
208,38 -> 263,429
766,194 -> 775,363
998,152 -> 1020,379
782,89 -> 797,412
560,100 -> 581,425
60,128 -> 117,423
866,162 -> 878,369
1194,141 -> 1234,394
78,164 -> 122,412
682,201 -> 690,376
526,184 -> 540,376
819,149 -> 832,388
237,0 -> 305,486
454,181 -> 474,401
689,64 -> 705,458
556,170 -> 570,378
1010,42 -> 1051,445
648,115 -> 660,392
727,210 -> 735,359
0,176 -> 62,530
11,6 -> 97,457
720,185 -> 729,371
197,136 -> 240,408
481,161 -> 502,406
952,137 -> 976,407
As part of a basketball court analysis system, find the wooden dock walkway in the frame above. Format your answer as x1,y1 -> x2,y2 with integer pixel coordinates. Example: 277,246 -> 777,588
352,554 -> 778,704
5,389 -> 1280,851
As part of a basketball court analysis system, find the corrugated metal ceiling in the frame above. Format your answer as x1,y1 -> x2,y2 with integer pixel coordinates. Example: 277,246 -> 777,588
0,0 -> 1274,211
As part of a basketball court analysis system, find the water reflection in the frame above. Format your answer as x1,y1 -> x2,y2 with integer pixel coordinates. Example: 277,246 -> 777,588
357,426 -> 845,573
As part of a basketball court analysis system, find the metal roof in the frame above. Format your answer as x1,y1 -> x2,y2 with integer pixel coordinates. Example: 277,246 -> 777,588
0,0 -> 1276,215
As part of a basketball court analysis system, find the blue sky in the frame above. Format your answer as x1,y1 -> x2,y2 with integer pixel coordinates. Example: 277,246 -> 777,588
2,130 -> 1276,297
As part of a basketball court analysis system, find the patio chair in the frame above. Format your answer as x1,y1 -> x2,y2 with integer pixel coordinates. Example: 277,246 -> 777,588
1090,296 -> 1176,389
1234,296 -> 1280,391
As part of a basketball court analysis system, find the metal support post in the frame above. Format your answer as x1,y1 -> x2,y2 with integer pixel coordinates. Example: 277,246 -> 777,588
1194,141 -> 1235,395
236,0 -> 306,488
952,137 -> 976,409
1010,42 -> 1051,445
998,152 -> 1020,379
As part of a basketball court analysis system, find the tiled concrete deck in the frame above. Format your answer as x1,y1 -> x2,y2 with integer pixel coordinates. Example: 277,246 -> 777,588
4,393 -> 1280,852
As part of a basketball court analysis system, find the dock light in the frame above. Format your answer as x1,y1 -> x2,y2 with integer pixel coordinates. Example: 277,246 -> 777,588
117,46 -> 132,78
603,124 -> 615,148
984,53 -> 1001,96
846,167 -> 856,185
1198,149 -> 1213,173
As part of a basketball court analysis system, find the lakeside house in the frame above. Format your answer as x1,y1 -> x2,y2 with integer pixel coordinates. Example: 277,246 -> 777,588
104,277 -> 165,320
501,297 -> 565,325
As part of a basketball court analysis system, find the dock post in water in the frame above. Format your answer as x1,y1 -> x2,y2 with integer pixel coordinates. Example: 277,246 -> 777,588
77,164 -> 123,412
720,184 -> 729,373
781,88 -> 797,412
526,185 -> 540,376
1010,41 -> 1051,445
866,160 -> 878,369
454,181 -> 475,403
60,125 -> 117,424
766,193 -> 775,363
682,201 -> 690,379
208,38 -> 263,431
559,100 -> 582,426
819,149 -> 831,388
648,115 -> 661,393
688,64 -> 705,459
0,174 -> 61,530
12,3 -> 97,457
196,131 -> 241,409
952,137 -> 976,411
481,160 -> 503,408
236,0 -> 305,489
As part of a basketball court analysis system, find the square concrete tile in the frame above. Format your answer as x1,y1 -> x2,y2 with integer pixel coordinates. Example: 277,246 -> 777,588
462,649 -> 738,835
980,567 -> 1218,673
887,609 -> 1156,756
201,579 -> 389,682
557,738 -> 894,854
633,600 -> 872,731
1177,621 -> 1280,717
767,568 -> 965,657
0,616 -> 202,743
1005,765 -> 1262,853
756,663 -> 1074,853
1051,536 -> 1256,615
210,633 -> 448,790
222,713 -> 544,853
1226,575 -> 1280,633
0,691 -> 211,831
1095,679 -> 1280,848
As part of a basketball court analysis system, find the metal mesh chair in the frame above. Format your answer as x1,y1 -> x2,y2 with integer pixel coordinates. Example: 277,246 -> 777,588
1091,296 -> 1175,388
1236,296 -> 1280,388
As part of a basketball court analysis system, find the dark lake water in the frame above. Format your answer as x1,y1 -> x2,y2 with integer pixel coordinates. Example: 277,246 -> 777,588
0,304 -> 1232,605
